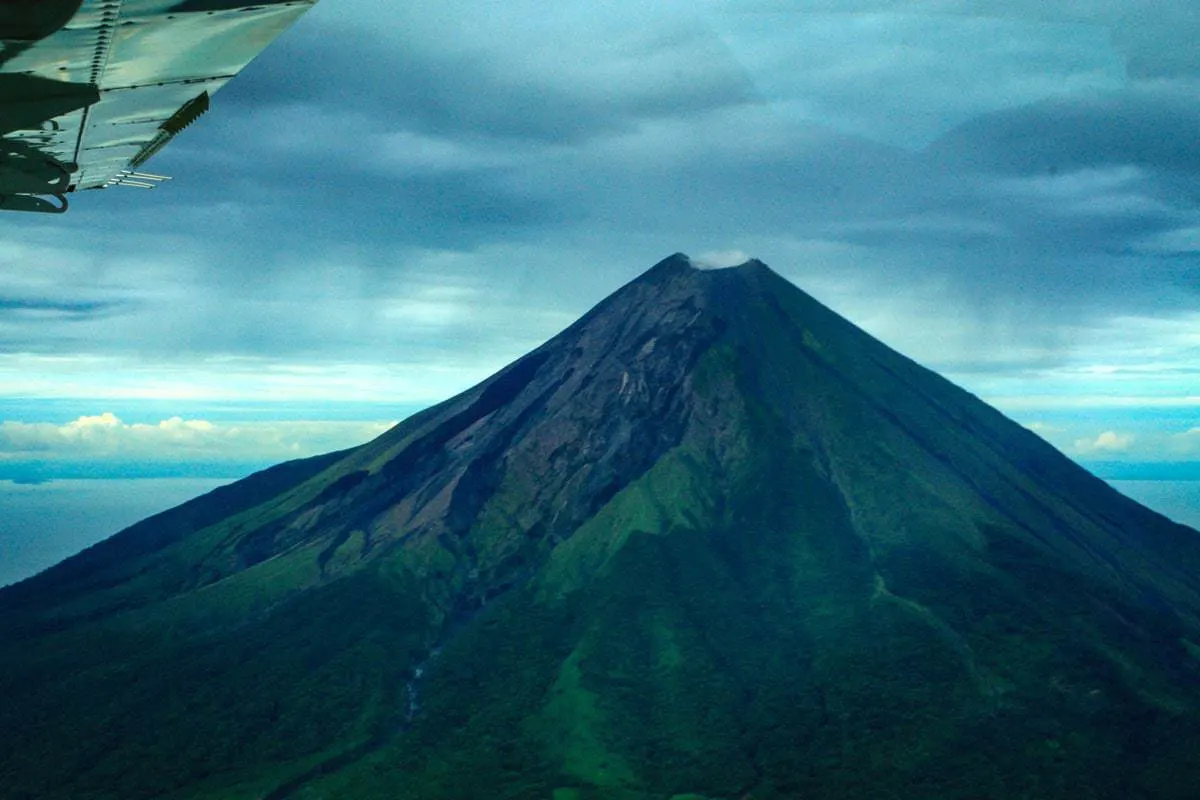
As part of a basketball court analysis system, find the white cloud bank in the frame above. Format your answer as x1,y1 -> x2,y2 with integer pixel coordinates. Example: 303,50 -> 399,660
1072,430 -> 1135,454
1172,428 -> 1200,456
0,414 -> 394,463
1063,427 -> 1200,460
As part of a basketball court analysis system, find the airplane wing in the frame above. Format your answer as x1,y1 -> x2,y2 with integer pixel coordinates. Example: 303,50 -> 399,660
0,0 -> 320,213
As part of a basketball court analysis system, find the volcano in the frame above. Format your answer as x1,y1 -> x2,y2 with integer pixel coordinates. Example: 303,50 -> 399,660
3,254 -> 1200,800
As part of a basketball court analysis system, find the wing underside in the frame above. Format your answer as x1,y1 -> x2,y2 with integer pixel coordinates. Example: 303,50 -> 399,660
0,0 -> 318,212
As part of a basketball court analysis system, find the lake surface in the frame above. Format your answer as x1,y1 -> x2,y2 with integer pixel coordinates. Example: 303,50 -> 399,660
1,477 -> 1196,589
0,478 -> 230,588
1108,480 -> 1200,531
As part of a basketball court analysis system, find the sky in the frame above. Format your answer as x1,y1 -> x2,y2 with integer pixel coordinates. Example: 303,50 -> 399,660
1,0 -> 1198,482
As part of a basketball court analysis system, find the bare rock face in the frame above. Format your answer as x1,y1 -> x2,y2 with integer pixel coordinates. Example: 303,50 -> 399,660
3,254 -> 1200,800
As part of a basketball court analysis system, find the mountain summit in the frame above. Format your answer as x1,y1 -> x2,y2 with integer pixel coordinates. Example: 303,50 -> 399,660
3,254 -> 1200,800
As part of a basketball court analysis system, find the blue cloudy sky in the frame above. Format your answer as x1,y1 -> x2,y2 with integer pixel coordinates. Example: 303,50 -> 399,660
1,0 -> 1198,482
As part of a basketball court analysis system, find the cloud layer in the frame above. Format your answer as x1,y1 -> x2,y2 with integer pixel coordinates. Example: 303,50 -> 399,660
2,0 -> 1197,469
0,413 -> 393,464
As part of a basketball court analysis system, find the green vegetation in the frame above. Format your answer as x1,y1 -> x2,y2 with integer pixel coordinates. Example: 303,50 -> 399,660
0,564 -> 432,800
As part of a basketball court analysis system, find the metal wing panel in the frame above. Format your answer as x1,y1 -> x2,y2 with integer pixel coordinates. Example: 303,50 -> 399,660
0,0 -> 319,209
73,76 -> 227,188
0,25 -> 100,86
100,3 -> 314,89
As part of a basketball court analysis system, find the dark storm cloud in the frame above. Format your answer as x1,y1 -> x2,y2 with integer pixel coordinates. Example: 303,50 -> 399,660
5,0 -> 1199,404
149,0 -> 1200,295
756,0 -> 1200,80
927,85 -> 1200,176
0,298 -> 128,317
169,151 -> 571,250
123,3 -> 762,255
221,12 -> 758,145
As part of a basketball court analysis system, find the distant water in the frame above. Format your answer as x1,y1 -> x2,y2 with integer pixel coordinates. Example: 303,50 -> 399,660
0,478 -> 1196,590
1108,480 -> 1200,531
0,478 -> 230,588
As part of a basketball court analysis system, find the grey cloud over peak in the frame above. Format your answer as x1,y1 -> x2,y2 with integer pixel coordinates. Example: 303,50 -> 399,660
223,11 -> 759,145
1,0 -> 1197,425
927,83 -> 1200,176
